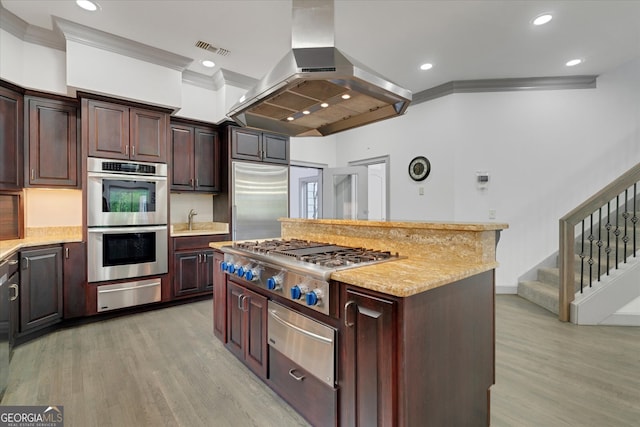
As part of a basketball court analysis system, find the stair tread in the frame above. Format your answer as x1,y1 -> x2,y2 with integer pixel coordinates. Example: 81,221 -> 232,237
517,280 -> 559,315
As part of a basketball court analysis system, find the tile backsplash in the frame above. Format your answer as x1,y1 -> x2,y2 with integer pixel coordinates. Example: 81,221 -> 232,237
170,193 -> 214,224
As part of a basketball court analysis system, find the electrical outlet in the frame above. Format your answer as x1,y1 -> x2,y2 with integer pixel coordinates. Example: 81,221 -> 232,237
418,187 -> 424,196
489,209 -> 496,219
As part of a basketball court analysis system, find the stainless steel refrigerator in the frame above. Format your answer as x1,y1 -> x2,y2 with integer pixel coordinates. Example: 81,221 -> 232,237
231,161 -> 289,240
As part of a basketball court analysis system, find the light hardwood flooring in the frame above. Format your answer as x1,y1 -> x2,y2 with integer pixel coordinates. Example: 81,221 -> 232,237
2,295 -> 640,426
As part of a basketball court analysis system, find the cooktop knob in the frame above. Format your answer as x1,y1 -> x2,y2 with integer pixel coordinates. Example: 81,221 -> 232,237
220,261 -> 228,271
236,266 -> 246,277
245,269 -> 258,281
226,263 -> 236,274
291,284 -> 308,300
305,290 -> 320,306
266,276 -> 281,290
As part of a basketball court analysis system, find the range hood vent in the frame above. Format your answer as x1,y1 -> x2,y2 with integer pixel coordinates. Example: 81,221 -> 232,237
227,0 -> 411,137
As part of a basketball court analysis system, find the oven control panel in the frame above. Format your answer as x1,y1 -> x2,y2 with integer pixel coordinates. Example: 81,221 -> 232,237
222,253 -> 330,316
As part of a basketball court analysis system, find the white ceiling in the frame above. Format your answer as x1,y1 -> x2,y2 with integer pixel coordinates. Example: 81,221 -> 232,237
3,0 -> 640,95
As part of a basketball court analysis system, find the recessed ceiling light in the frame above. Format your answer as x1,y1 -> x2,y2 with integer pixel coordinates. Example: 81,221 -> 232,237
341,94 -> 351,100
287,117 -> 294,121
533,14 -> 553,26
320,103 -> 329,108
76,0 -> 99,12
566,59 -> 582,67
201,60 -> 215,68
420,63 -> 433,71
302,110 -> 310,115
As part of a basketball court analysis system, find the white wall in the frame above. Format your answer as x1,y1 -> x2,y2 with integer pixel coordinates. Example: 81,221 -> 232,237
0,29 -> 24,85
175,82 -> 218,123
290,58 -> 640,293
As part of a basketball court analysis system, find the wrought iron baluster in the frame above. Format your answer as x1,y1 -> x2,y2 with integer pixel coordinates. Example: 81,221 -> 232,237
588,213 -> 594,287
634,183 -> 638,257
615,195 -> 621,268
580,220 -> 585,293
606,201 -> 611,276
623,189 -> 629,262
597,207 -> 603,281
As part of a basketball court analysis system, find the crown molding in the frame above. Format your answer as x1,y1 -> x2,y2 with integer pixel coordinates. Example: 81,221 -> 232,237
53,16 -> 192,71
413,75 -> 598,105
0,3 -> 65,51
182,70 -> 217,91
218,69 -> 258,90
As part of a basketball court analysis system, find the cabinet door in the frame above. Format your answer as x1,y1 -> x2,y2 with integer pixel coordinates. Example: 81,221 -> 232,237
213,251 -> 226,341
87,99 -> 130,160
243,287 -> 268,379
173,251 -> 200,297
20,246 -> 63,333
226,281 -> 245,360
170,124 -> 195,191
130,108 -> 167,163
199,250 -> 215,291
231,128 -> 262,161
342,288 -> 397,427
63,242 -> 86,319
26,97 -> 79,188
194,127 -> 219,192
0,86 -> 23,189
262,133 -> 289,164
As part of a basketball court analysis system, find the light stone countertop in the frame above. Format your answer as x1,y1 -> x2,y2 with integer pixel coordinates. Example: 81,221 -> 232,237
0,227 -> 83,260
171,222 -> 229,237
210,219 -> 508,297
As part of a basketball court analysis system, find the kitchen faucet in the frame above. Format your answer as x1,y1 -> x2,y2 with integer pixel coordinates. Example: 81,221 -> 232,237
188,209 -> 198,230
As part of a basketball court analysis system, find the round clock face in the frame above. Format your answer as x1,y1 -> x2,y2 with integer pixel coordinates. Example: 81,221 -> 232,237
408,156 -> 431,181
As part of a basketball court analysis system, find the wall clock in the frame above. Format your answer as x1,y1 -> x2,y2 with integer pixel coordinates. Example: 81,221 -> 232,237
408,156 -> 431,181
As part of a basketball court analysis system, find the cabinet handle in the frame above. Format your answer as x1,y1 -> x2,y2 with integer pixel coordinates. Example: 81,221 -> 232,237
22,257 -> 29,270
288,369 -> 305,382
125,145 -> 129,155
190,178 -> 194,187
196,178 -> 199,187
8,260 -> 18,266
9,284 -> 19,301
238,294 -> 244,310
241,295 -> 249,312
65,247 -> 70,259
31,169 -> 35,181
132,145 -> 135,156
344,301 -> 356,327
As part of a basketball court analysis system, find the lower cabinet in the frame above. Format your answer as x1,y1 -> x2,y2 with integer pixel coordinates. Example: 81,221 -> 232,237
173,249 -> 214,297
20,246 -> 63,333
226,280 -> 268,379
341,286 -> 397,427
63,242 -> 87,319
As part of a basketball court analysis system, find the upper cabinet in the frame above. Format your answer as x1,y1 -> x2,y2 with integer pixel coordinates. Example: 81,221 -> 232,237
0,84 -> 24,190
24,96 -> 79,188
230,127 -> 289,164
170,121 -> 220,192
84,98 -> 168,163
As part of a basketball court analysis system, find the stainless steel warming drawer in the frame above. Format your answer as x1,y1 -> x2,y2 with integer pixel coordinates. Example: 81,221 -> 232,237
97,278 -> 161,312
267,300 -> 336,386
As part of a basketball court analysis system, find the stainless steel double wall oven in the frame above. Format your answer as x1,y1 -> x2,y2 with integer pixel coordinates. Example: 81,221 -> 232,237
87,157 -> 168,311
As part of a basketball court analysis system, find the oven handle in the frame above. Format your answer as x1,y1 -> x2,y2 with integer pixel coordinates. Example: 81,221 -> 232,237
268,309 -> 333,344
87,172 -> 167,181
98,282 -> 160,294
88,225 -> 168,234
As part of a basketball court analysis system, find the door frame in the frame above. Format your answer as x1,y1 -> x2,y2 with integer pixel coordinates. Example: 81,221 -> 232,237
349,155 -> 390,221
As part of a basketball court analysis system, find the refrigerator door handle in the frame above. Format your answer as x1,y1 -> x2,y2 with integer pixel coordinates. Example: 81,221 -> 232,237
231,205 -> 237,241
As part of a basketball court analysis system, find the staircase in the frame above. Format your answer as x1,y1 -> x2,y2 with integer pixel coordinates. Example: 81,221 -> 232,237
518,224 -> 640,316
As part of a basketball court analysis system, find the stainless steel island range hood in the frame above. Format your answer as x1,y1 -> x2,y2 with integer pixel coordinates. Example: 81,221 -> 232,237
227,0 -> 412,137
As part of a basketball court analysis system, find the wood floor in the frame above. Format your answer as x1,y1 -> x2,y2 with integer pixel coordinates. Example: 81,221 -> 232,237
2,295 -> 639,426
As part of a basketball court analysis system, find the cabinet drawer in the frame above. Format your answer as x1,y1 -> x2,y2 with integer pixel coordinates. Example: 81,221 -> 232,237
268,347 -> 337,427
172,234 -> 228,251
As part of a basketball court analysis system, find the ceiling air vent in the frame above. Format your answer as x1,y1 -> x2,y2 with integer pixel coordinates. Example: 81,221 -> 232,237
195,40 -> 230,56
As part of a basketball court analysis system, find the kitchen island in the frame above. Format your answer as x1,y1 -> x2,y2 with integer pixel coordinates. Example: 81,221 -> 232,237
211,218 -> 507,426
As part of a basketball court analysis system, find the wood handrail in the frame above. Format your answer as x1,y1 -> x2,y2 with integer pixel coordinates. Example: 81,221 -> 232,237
558,161 -> 640,321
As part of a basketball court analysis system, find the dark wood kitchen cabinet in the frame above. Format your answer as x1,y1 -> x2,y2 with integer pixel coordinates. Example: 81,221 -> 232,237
84,98 -> 168,163
20,246 -> 63,334
0,83 -> 24,190
230,127 -> 289,164
213,250 -> 226,341
339,271 -> 495,426
24,96 -> 79,188
63,242 -> 86,319
226,280 -> 268,379
170,121 -> 220,192
171,235 -> 228,299
341,287 -> 397,426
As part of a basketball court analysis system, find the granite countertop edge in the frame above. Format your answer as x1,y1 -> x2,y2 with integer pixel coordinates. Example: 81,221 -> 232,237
1,234 -> 84,260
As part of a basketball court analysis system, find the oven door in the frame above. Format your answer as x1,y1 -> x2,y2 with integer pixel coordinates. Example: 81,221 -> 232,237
87,225 -> 168,283
87,172 -> 167,226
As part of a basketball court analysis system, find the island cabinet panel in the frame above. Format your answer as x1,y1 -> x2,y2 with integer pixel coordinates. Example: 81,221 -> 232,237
339,269 -> 495,426
20,246 -> 63,334
213,250 -> 226,341
25,96 -> 79,188
341,287 -> 397,427
0,85 -> 24,190
225,280 -> 268,379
